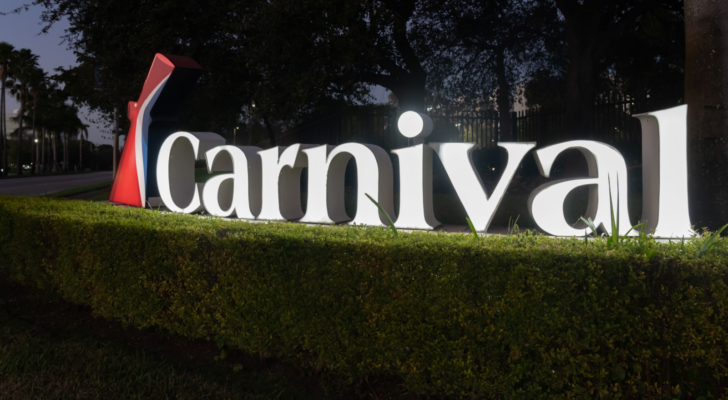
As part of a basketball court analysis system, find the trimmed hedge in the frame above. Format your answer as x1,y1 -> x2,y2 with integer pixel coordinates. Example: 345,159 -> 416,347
1,196 -> 728,398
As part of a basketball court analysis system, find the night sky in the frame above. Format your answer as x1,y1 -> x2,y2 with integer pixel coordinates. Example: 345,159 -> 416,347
1,2 -> 124,146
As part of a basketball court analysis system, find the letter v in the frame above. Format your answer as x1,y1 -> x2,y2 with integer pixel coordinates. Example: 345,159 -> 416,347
429,142 -> 536,232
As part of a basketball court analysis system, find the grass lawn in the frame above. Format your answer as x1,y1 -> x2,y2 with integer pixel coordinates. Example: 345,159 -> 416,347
88,190 -> 112,201
0,279 -> 317,400
45,182 -> 113,199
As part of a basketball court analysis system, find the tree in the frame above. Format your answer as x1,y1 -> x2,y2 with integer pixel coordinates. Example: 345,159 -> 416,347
77,122 -> 88,170
49,102 -> 85,172
242,0 -> 433,114
339,0 -> 431,112
552,0 -> 682,138
31,86 -> 75,173
31,0 -> 433,150
6,49 -> 40,176
27,68 -> 48,173
32,80 -> 62,173
525,4 -> 685,108
684,0 -> 728,229
35,0 -> 256,149
524,68 -> 567,110
423,0 -> 559,140
603,7 -> 685,103
0,42 -> 14,176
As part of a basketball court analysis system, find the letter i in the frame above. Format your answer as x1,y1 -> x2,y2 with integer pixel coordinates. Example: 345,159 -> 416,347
392,112 -> 440,230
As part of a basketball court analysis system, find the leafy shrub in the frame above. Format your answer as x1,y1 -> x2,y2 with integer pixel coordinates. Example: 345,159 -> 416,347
1,196 -> 727,398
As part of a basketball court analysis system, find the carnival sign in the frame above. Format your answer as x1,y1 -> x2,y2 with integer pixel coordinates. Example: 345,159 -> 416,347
110,54 -> 693,238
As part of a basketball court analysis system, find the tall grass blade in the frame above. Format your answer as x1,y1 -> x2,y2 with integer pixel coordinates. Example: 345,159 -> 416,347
507,215 -> 520,236
607,175 -> 617,245
466,217 -> 478,237
698,223 -> 728,257
579,217 -> 599,237
365,193 -> 398,236
623,223 -> 639,238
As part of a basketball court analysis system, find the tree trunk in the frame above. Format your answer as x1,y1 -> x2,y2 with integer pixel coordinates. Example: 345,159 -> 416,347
79,133 -> 83,171
262,115 -> 276,147
63,132 -> 68,171
379,0 -> 426,115
0,85 -> 3,176
685,0 -> 728,230
392,77 -> 427,113
51,132 -> 58,173
113,107 -> 119,177
16,90 -> 24,176
554,0 -> 601,140
32,96 -> 37,174
564,44 -> 597,139
41,127 -> 45,173
495,49 -> 513,142
1,77 -> 6,176
556,22 -> 599,177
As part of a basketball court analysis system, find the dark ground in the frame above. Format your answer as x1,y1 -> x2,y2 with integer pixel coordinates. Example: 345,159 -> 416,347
0,274 -> 413,400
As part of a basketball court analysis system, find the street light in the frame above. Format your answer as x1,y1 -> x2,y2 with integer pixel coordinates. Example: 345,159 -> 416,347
248,102 -> 256,146
233,126 -> 240,146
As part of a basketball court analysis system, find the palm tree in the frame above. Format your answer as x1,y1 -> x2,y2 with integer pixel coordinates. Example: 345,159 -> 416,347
43,89 -> 70,173
77,123 -> 89,171
35,81 -> 60,173
6,49 -> 39,176
44,101 -> 82,172
21,86 -> 84,174
60,105 -> 84,172
28,69 -> 48,174
0,42 -> 14,176
43,103 -> 63,173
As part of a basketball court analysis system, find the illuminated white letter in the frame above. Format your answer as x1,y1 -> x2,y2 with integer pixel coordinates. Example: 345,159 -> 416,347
430,142 -> 535,232
528,141 -> 631,237
156,132 -> 225,213
398,111 -> 433,140
299,143 -> 394,226
257,144 -> 310,221
633,105 -> 693,238
202,146 -> 262,218
391,144 -> 440,230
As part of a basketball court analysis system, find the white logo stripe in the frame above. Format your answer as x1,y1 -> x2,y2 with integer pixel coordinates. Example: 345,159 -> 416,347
134,76 -> 171,204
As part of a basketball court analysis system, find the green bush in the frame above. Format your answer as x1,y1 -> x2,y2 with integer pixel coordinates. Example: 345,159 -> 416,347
1,195 -> 727,398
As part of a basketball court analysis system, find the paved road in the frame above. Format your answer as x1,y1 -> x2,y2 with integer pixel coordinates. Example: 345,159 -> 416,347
0,172 -> 114,197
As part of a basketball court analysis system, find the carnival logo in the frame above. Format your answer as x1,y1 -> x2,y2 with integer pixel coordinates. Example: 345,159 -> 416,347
111,54 -> 693,238
109,54 -> 203,207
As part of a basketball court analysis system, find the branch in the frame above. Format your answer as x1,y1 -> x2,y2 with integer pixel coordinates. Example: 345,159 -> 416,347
358,72 -> 401,91
597,1 -> 660,44
454,48 -> 493,77
460,36 -> 499,51
553,0 -> 579,20
381,0 -> 425,78
375,53 -> 411,79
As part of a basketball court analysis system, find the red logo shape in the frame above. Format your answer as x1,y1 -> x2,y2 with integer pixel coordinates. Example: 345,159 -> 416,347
109,54 -> 202,207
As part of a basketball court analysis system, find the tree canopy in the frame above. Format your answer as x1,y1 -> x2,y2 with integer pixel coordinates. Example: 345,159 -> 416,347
9,0 -> 685,142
